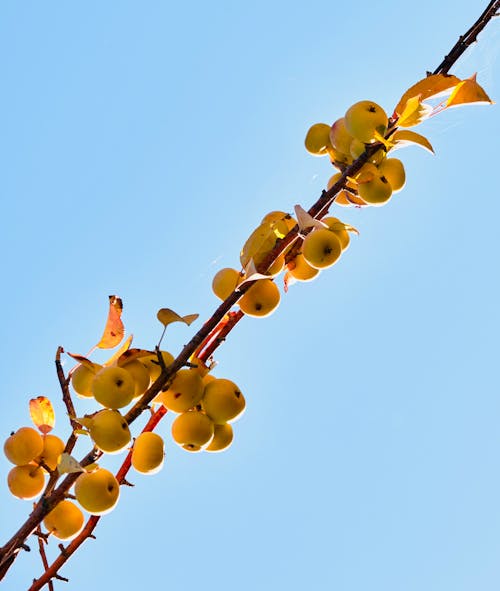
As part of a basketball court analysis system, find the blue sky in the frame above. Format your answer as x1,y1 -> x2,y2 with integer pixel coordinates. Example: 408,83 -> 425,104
0,2 -> 499,590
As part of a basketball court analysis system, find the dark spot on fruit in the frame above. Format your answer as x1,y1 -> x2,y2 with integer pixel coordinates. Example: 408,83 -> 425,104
368,106 -> 376,112
116,379 -> 124,387
174,392 -> 182,399
235,391 -> 241,398
256,303 -> 262,310
107,484 -> 115,492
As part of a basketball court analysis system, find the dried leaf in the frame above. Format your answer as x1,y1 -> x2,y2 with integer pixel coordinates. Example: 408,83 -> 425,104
334,190 -> 368,208
67,353 -> 96,371
58,453 -> 85,475
29,397 -> 55,434
116,348 -> 155,367
157,308 -> 199,328
394,73 -> 461,116
97,295 -> 125,350
103,334 -> 134,367
396,95 -> 433,128
283,270 -> 296,292
294,205 -> 327,232
446,73 -> 493,108
390,130 -> 434,154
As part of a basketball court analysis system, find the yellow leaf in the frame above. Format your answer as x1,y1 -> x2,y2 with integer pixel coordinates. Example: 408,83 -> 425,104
67,353 -> 96,371
294,205 -> 327,232
103,334 -> 134,367
334,189 -> 367,208
396,95 -> 433,128
394,73 -> 461,116
116,348 -> 155,367
97,295 -> 125,349
157,308 -> 199,328
29,397 -> 55,435
58,452 -> 85,475
390,130 -> 434,154
446,73 -> 494,108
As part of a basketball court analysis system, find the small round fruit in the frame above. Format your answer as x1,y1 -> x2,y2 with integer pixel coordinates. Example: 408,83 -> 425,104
131,432 -> 165,475
302,228 -> 342,269
88,410 -> 131,454
344,100 -> 388,143
212,268 -> 242,301
7,465 -> 45,499
171,411 -> 214,451
205,423 -> 234,452
4,427 -> 44,466
121,359 -> 151,399
92,366 -> 135,409
287,253 -> 319,282
36,434 -> 65,471
261,211 -> 296,236
378,158 -> 406,192
139,351 -> 175,382
74,468 -> 120,516
43,500 -> 84,540
329,118 -> 355,154
71,363 -> 102,398
158,369 -> 205,413
238,279 -> 280,318
357,173 -> 393,206
304,123 -> 332,156
202,378 -> 246,424
322,217 -> 350,251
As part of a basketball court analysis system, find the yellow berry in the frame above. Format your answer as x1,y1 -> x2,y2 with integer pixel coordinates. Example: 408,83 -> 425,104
71,363 -> 102,398
171,411 -> 214,451
4,427 -> 44,466
304,123 -> 332,156
158,369 -> 205,413
238,279 -> 280,318
202,378 -> 246,424
92,366 -> 135,409
205,423 -> 234,452
43,500 -> 84,540
7,465 -> 45,499
87,410 -> 131,454
131,432 -> 165,475
74,468 -> 120,516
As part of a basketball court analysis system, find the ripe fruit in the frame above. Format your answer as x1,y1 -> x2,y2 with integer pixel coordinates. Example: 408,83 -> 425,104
7,465 -> 45,499
43,500 -> 84,540
121,359 -> 150,399
344,100 -> 388,143
322,217 -> 350,251
131,432 -> 165,475
139,350 -> 174,382
302,228 -> 342,269
87,410 -> 131,454
378,157 -> 406,192
329,117 -> 355,154
74,468 -> 120,516
287,253 -> 319,282
357,172 -> 393,206
304,123 -> 332,155
4,427 -> 44,466
206,423 -> 234,452
92,366 -> 135,409
158,369 -> 205,413
212,268 -> 242,301
238,279 -> 280,318
202,378 -> 246,424
36,434 -> 65,471
171,411 -> 214,451
71,362 -> 102,398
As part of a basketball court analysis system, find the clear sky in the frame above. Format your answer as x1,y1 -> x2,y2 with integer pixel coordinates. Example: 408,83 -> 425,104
0,1 -> 499,590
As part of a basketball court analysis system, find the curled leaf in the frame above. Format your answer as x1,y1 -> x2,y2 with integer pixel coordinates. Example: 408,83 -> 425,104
97,295 -> 125,350
294,205 -> 327,232
394,73 -> 461,116
103,334 -> 134,367
334,189 -> 368,208
446,73 -> 493,108
58,453 -> 85,475
396,95 -> 433,127
29,397 -> 55,434
390,130 -> 434,154
116,348 -> 155,367
157,308 -> 199,328
67,353 -> 96,372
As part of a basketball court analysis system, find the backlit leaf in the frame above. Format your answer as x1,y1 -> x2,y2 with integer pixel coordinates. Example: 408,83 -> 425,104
103,334 -> 134,367
390,130 -> 434,154
58,453 -> 85,475
67,353 -> 95,371
97,295 -> 125,349
334,190 -> 368,208
394,73 -> 461,116
29,397 -> 55,434
294,205 -> 327,232
396,95 -> 433,127
116,348 -> 155,367
446,73 -> 493,108
157,308 -> 199,328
